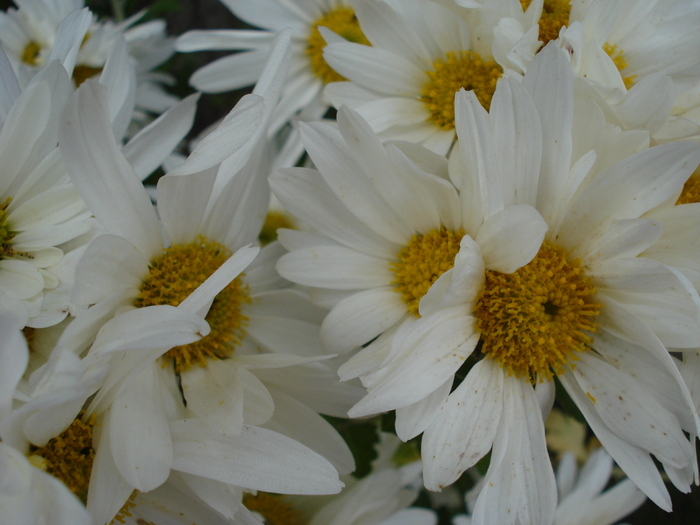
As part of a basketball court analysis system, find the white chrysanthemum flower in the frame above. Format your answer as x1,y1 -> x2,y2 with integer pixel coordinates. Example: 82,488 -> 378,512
0,53 -> 91,328
322,0 -> 518,155
176,0 -> 368,143
0,312 -> 91,525
274,43 -> 700,523
0,0 -> 177,115
53,32 -> 348,524
453,449 -> 646,525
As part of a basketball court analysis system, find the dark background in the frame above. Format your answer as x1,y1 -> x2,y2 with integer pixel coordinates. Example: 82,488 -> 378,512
2,0 -> 699,522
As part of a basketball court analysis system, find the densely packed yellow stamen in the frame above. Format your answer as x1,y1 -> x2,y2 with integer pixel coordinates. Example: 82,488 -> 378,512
243,493 -> 307,525
391,228 -> 465,316
603,44 -> 636,89
135,236 -> 251,373
0,197 -> 30,261
28,416 -> 96,503
474,241 -> 600,382
259,211 -> 296,246
307,6 -> 370,84
676,166 -> 700,204
21,41 -> 42,65
521,0 -> 572,46
421,51 -> 502,129
73,65 -> 104,87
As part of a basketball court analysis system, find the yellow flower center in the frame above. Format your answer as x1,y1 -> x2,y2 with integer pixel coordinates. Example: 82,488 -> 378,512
421,51 -> 503,129
677,167 -> 700,204
73,64 -> 104,87
135,236 -> 251,374
391,228 -> 465,316
259,211 -> 296,246
522,0 -> 572,46
0,197 -> 30,261
243,493 -> 307,525
603,44 -> 636,89
28,416 -> 96,504
307,6 -> 370,84
21,41 -> 42,65
474,241 -> 600,382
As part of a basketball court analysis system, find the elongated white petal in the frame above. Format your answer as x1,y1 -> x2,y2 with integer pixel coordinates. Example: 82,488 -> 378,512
110,363 -> 172,491
423,359 -> 503,490
171,422 -> 343,494
60,81 -> 162,260
123,94 -> 200,180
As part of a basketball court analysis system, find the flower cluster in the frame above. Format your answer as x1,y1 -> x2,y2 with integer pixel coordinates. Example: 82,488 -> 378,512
2,0 -> 700,524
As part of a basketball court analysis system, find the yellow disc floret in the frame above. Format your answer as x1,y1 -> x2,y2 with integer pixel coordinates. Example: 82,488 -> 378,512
676,166 -> 700,204
259,210 -> 296,246
474,241 -> 600,382
135,236 -> 251,373
391,228 -> 465,316
21,41 -> 42,65
243,493 -> 307,525
603,44 -> 636,89
29,416 -> 96,503
73,64 -> 104,87
522,0 -> 572,46
0,197 -> 30,261
307,6 -> 370,84
421,51 -> 503,129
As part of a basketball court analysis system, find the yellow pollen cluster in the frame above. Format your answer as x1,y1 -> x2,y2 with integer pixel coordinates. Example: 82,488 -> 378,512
677,167 -> 700,204
243,493 -> 307,525
21,41 -> 42,65
474,241 -> 600,382
391,228 -> 465,316
421,51 -> 502,129
73,64 -> 104,87
135,236 -> 251,373
259,211 -> 296,246
603,44 -> 636,89
28,416 -> 96,503
0,197 -> 29,261
307,6 -> 370,84
110,491 -> 138,524
521,0 -> 572,46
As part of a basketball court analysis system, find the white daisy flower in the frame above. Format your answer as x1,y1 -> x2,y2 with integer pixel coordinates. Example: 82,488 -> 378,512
274,43 -> 700,522
453,449 -> 646,525
176,0 -> 369,143
53,32 -> 347,523
322,0 -> 516,155
0,312 -> 91,525
0,52 -> 92,328
0,0 -> 178,117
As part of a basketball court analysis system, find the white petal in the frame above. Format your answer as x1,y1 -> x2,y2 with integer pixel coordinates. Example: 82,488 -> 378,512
321,287 -> 406,354
422,359 -> 503,490
264,388 -> 355,475
572,352 -> 693,469
170,422 -> 343,494
60,81 -> 162,260
123,94 -> 200,180
395,377 -> 451,441
349,308 -> 478,416
476,204 -> 547,273
109,363 -> 172,491
72,234 -> 148,306
559,370 -> 672,510
156,170 -> 215,245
